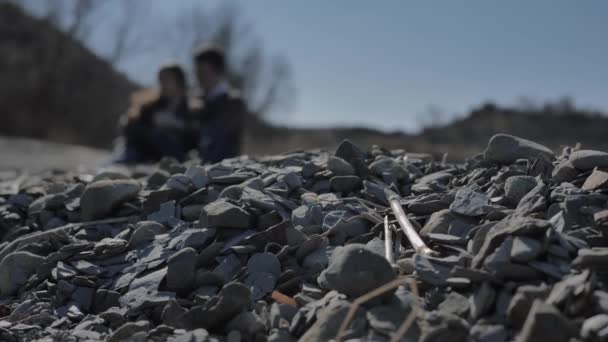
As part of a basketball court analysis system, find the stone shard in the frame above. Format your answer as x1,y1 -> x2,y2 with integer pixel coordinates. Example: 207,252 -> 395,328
167,248 -> 197,294
327,156 -> 356,176
335,139 -> 369,178
582,169 -> 608,191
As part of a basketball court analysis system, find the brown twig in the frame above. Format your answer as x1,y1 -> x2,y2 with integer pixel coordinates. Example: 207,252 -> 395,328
335,277 -> 412,342
271,290 -> 297,307
391,277 -> 420,342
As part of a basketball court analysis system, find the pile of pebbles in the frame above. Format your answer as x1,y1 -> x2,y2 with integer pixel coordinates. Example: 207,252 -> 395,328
0,134 -> 607,341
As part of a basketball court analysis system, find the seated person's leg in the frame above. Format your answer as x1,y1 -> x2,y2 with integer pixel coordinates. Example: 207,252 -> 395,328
149,129 -> 188,162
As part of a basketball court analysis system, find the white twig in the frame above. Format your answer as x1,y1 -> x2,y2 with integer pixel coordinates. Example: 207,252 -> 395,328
384,216 -> 394,263
385,188 -> 435,256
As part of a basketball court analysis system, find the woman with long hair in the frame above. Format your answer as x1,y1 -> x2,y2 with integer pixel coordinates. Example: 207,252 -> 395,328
113,62 -> 196,163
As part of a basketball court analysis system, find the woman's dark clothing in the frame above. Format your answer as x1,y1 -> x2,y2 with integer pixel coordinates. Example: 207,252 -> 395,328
119,97 -> 196,163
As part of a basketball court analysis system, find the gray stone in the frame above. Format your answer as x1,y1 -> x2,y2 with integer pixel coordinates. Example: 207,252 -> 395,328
94,238 -> 128,257
225,310 -> 266,335
107,320 -> 150,342
581,314 -> 608,341
247,253 -> 281,277
200,200 -> 251,228
70,260 -> 103,276
161,300 -> 188,328
182,204 -> 204,221
213,254 -> 242,283
484,237 -> 541,281
368,157 -> 408,180
514,181 -> 548,216
128,221 -> 167,249
178,282 -> 251,330
510,236 -> 543,263
0,251 -> 44,296
414,254 -> 451,286
299,299 -> 366,341
327,156 -> 355,176
168,229 -> 211,250
93,289 -> 120,313
166,174 -> 193,192
322,211 -> 369,244
472,215 -> 552,269
92,170 -> 130,182
167,329 -> 210,342
147,200 -> 177,225
449,186 -> 492,216
507,284 -> 550,328
185,165 -> 209,189
270,303 -> 298,329
329,175 -> 361,193
484,134 -> 554,164
291,203 -> 323,228
167,248 -> 197,294
318,244 -> 396,298
438,292 -> 470,317
504,175 -> 538,205
583,169 -> 608,191
569,149 -> 608,170
552,160 -> 580,184
471,324 -> 508,342
80,179 -> 140,220
420,209 -> 477,237
268,328 -> 297,342
517,301 -> 573,342
411,171 -> 452,193
470,282 -> 495,320
302,246 -> 330,272
366,297 -> 415,336
71,286 -> 95,312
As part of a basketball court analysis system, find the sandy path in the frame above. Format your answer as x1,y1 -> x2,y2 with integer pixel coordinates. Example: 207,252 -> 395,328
0,136 -> 110,173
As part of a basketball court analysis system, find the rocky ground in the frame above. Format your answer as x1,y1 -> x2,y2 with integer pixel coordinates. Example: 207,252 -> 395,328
0,134 -> 607,342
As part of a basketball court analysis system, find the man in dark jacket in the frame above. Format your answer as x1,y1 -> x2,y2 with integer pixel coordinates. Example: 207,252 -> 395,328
193,44 -> 247,163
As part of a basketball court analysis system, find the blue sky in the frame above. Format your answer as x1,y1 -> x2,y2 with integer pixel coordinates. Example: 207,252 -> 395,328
37,0 -> 608,132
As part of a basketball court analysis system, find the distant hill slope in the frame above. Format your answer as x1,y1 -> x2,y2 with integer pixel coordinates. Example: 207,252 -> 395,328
245,104 -> 608,161
0,2 -> 137,148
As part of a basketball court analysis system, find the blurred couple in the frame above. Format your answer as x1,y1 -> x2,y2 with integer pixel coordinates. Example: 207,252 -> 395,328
112,44 -> 246,165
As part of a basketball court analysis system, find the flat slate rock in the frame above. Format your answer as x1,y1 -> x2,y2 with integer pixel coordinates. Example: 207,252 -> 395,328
582,169 -> 608,191
80,179 -> 141,220
200,200 -> 251,228
569,149 -> 608,170
449,186 -> 492,216
318,244 -> 396,298
484,133 -> 554,164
